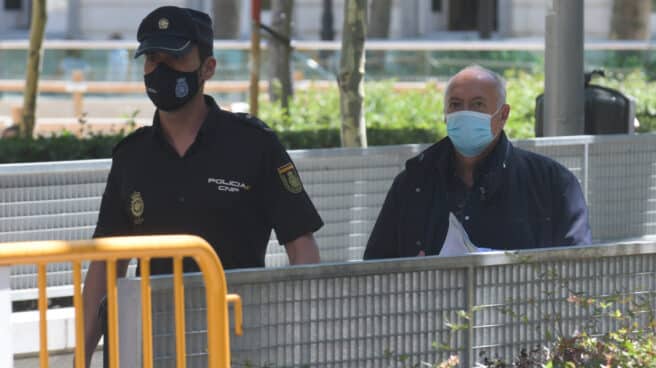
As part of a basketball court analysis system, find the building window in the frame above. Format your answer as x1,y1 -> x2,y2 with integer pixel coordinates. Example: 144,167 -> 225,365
449,0 -> 498,31
432,0 -> 442,13
4,0 -> 21,10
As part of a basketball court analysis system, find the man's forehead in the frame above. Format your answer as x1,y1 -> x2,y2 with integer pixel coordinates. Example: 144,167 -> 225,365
446,72 -> 499,98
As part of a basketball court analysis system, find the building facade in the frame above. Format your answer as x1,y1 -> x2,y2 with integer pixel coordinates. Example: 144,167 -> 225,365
0,0 -> 650,41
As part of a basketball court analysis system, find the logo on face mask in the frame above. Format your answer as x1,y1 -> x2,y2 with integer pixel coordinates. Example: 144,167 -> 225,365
175,78 -> 189,98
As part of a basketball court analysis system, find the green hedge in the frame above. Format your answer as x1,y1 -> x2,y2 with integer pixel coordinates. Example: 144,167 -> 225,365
260,70 -> 656,141
0,134 -> 123,164
0,128 -> 440,163
1,71 -> 655,163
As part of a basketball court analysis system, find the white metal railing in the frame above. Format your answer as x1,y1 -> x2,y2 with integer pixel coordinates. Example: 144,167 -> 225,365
121,238 -> 656,367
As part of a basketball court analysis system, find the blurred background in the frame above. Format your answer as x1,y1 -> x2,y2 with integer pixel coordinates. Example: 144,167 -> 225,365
1,0 -> 656,155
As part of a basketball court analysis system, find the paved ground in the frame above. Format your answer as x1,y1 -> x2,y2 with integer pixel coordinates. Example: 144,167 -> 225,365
15,350 -> 103,368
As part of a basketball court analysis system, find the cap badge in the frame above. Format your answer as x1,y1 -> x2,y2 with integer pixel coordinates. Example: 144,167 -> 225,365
130,191 -> 144,225
158,18 -> 170,30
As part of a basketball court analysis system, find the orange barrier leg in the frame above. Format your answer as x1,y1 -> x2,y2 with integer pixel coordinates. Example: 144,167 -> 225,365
38,264 -> 48,368
140,257 -> 154,368
73,261 -> 85,368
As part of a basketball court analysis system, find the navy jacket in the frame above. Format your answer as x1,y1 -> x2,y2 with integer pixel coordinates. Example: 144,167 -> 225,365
364,133 -> 592,259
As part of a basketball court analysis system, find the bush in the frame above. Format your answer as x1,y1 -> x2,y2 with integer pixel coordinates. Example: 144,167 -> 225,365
427,263 -> 656,368
1,71 -> 655,163
258,80 -> 447,148
546,330 -> 656,368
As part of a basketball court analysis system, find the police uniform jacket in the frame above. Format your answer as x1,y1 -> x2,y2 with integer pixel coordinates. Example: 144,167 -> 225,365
364,132 -> 591,259
93,96 -> 323,272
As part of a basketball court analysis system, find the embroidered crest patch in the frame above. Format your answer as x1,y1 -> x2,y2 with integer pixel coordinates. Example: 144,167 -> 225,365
277,163 -> 303,194
130,192 -> 144,225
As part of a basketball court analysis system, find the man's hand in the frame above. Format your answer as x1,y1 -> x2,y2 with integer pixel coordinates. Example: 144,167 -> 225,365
285,233 -> 320,265
417,250 -> 426,257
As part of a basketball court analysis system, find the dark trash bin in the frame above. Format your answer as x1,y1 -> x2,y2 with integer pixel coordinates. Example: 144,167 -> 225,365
535,70 -> 636,136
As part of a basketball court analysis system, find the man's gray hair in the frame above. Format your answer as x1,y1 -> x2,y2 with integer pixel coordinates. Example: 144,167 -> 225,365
444,65 -> 507,108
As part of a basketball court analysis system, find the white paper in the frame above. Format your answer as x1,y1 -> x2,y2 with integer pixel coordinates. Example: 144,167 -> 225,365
439,213 -> 491,257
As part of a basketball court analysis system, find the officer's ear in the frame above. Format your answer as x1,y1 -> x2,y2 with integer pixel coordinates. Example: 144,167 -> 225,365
199,56 -> 216,82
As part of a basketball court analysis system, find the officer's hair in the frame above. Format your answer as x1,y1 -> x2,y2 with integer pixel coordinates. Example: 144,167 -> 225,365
197,43 -> 213,63
444,65 -> 507,108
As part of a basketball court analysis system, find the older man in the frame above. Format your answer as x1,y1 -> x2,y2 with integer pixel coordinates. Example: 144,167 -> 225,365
364,65 -> 591,259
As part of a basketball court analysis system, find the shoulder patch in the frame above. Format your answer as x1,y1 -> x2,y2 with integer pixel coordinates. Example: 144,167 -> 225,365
277,162 -> 304,194
112,126 -> 149,156
234,112 -> 274,132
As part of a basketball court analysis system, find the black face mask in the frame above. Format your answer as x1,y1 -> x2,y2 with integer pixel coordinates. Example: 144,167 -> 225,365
144,63 -> 200,112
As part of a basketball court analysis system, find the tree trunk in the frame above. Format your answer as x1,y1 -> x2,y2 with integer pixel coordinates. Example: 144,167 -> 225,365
338,0 -> 367,148
213,0 -> 241,39
21,0 -> 47,138
610,0 -> 651,40
268,0 -> 294,110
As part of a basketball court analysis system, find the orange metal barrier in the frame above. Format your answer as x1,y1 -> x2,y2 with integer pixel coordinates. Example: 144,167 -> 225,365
0,235 -> 242,368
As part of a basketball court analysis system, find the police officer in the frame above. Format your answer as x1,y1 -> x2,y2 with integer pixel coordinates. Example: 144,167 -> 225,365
364,65 -> 591,259
81,6 -> 323,367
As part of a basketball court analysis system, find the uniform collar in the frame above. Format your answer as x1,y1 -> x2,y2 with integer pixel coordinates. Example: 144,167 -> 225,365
151,95 -> 221,148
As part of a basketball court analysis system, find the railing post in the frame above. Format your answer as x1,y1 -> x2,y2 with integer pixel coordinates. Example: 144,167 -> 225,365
10,106 -> 23,126
465,265 -> 475,367
0,267 -> 12,368
583,142 -> 589,202
71,69 -> 85,119
118,278 -> 142,368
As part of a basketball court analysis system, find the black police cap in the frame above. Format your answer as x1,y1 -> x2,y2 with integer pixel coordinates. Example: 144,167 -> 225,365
135,6 -> 213,58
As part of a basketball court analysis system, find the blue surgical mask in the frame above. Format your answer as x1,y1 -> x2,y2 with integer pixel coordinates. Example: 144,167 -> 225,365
446,109 -> 500,157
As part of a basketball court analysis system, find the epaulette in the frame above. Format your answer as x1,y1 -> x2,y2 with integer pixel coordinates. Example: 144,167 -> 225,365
234,112 -> 274,133
112,126 -> 149,156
